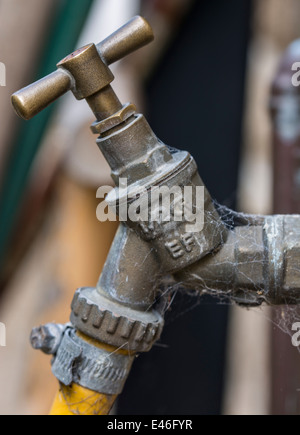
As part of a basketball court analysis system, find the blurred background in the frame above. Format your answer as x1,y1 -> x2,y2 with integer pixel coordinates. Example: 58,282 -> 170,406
0,0 -> 300,415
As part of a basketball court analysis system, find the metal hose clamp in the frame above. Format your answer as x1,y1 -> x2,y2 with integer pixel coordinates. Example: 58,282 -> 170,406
33,325 -> 135,395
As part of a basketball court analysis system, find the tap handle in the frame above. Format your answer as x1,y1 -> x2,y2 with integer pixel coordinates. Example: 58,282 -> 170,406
11,16 -> 153,120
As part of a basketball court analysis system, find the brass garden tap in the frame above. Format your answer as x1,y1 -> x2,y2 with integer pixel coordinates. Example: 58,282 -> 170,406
11,16 -> 300,408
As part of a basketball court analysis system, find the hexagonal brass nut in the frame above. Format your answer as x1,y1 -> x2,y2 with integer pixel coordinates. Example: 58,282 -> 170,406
235,226 -> 265,289
91,103 -> 136,134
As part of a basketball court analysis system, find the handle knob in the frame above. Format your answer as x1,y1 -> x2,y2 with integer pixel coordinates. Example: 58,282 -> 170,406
12,16 -> 153,120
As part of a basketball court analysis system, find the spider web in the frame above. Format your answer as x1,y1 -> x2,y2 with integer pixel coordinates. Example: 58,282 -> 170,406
147,201 -> 300,351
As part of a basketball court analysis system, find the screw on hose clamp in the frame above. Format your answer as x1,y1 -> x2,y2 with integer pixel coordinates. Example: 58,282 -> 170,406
52,327 -> 134,395
32,324 -> 135,395
30,323 -> 68,355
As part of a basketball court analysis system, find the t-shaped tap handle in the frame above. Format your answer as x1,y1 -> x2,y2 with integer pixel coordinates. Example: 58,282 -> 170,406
11,16 -> 153,120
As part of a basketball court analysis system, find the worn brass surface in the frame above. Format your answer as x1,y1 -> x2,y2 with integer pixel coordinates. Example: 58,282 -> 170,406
11,16 -> 153,121
97,15 -> 154,65
91,103 -> 137,134
11,69 -> 72,120
86,86 -> 122,122
57,43 -> 114,100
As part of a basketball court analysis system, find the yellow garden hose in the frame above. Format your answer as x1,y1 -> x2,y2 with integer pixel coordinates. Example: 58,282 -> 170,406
49,383 -> 117,416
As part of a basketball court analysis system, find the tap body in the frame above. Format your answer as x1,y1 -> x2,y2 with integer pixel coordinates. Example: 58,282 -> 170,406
11,16 -> 300,411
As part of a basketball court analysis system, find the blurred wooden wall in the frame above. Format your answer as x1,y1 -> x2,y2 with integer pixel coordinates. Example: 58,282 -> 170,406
0,0 -> 55,181
225,0 -> 300,415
